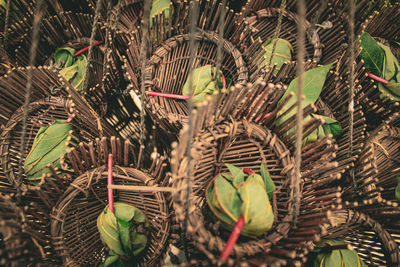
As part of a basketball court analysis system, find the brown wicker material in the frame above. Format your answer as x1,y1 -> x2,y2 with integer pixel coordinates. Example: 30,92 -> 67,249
317,209 -> 400,266
342,113 -> 400,223
112,0 -> 143,35
0,194 -> 45,266
50,164 -> 170,266
258,60 -> 366,174
125,30 -> 248,137
0,193 -> 62,265
331,0 -> 392,35
245,8 -> 323,64
343,5 -> 400,126
0,94 -> 117,189
170,80 -> 340,264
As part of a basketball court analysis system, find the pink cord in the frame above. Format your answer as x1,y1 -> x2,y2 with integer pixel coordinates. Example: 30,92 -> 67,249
65,115 -> 74,124
255,112 -> 272,123
243,168 -> 255,175
108,154 -> 114,213
220,215 -> 245,261
147,91 -> 190,100
74,40 -> 103,57
366,71 -> 389,84
222,74 -> 227,89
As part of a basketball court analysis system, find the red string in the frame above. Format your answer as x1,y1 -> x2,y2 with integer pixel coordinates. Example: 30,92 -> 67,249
147,91 -> 190,100
255,112 -> 272,123
366,71 -> 389,84
220,215 -> 245,261
243,168 -> 255,175
108,154 -> 114,213
65,115 -> 74,124
74,40 -> 103,57
148,74 -> 227,100
222,74 -> 227,89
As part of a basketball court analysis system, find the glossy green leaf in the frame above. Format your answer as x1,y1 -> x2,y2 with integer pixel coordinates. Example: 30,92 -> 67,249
54,47 -> 76,68
101,255 -> 119,267
97,202 -> 149,260
396,176 -> 400,200
225,163 -> 245,187
150,0 -> 172,27
131,234 -> 148,256
24,120 -> 73,181
324,250 -> 341,267
182,65 -> 224,105
117,218 -> 132,255
214,174 -> 241,222
206,163 -> 275,238
205,180 -> 235,225
359,32 -> 385,77
237,182 -> 273,237
319,115 -> 343,138
260,160 -> 275,199
262,38 -> 293,74
282,63 -> 334,104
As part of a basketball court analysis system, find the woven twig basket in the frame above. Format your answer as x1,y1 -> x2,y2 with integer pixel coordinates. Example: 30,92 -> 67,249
125,30 -> 248,137
245,8 -> 323,64
315,209 -> 400,266
0,93 -> 117,189
170,80 -> 341,264
51,164 -> 170,266
343,113 -> 400,222
344,5 -> 400,126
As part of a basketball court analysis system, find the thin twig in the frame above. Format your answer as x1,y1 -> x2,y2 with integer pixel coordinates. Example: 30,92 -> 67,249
83,0 -> 104,91
17,0 -> 45,201
267,0 -> 287,69
215,0 -> 227,91
139,0 -> 152,145
293,0 -> 306,228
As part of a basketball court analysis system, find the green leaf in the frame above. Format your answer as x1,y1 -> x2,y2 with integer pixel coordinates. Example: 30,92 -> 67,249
237,181 -> 273,237
24,120 -> 73,181
282,63 -> 334,104
117,218 -> 132,255
54,47 -> 76,68
182,65 -> 224,105
359,32 -> 385,77
131,234 -> 147,256
262,38 -> 293,74
97,207 -> 125,255
205,179 -> 235,225
214,174 -> 242,222
225,163 -> 245,187
260,161 -> 275,199
324,249 -> 341,267
114,203 -> 136,222
277,64 -> 333,133
396,176 -> 400,200
150,0 -> 172,27
319,115 -> 343,138
101,255 -> 119,267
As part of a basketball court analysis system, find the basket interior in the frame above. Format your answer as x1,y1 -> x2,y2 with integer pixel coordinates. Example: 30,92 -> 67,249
147,37 -> 242,117
53,167 -> 169,266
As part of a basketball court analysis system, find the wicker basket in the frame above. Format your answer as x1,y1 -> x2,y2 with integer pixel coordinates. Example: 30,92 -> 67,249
245,8 -> 323,64
344,5 -> 400,126
312,209 -> 400,266
0,193 -> 61,265
170,80 -> 340,264
125,30 -> 248,137
50,165 -> 170,266
342,113 -> 400,223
